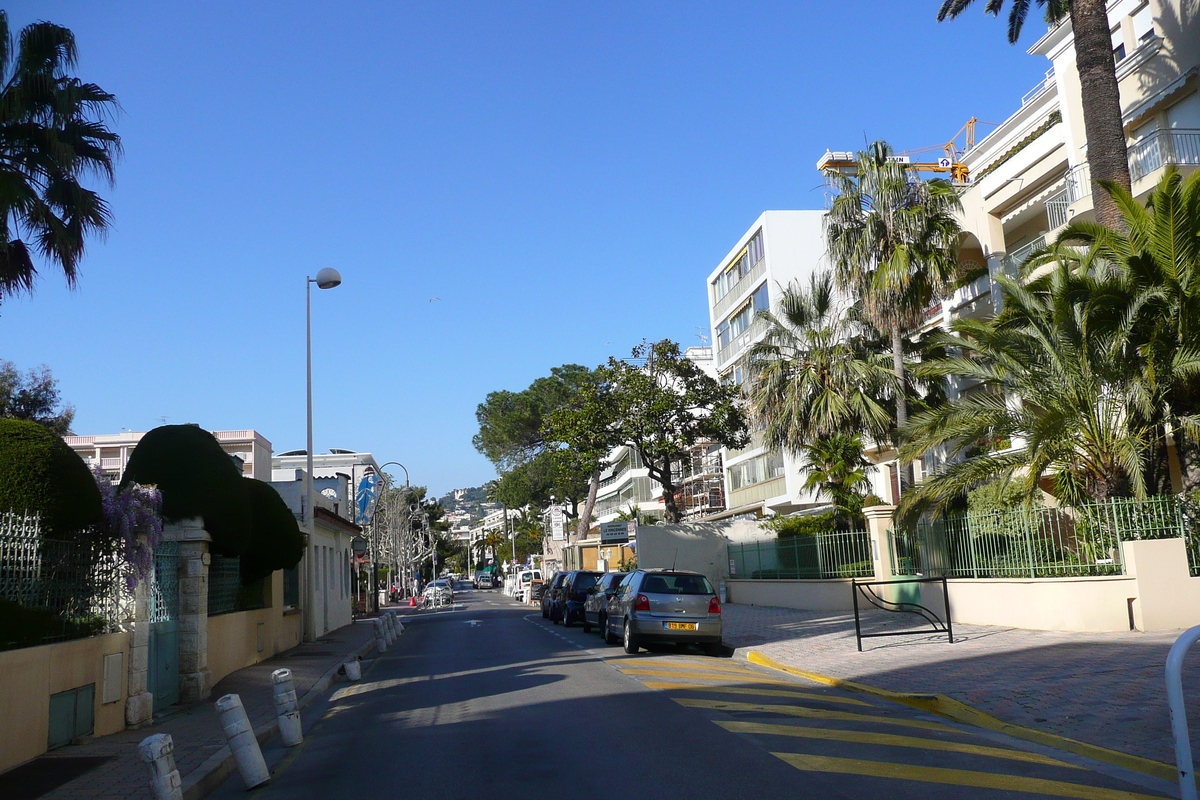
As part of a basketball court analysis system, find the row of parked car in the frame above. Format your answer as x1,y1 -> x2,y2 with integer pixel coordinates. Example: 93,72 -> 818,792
536,568 -> 723,656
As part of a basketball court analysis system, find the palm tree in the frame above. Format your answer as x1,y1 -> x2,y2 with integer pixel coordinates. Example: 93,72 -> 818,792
936,0 -> 1130,231
796,433 -> 876,529
0,12 -> 120,300
824,141 -> 962,491
1032,167 -> 1200,489
746,271 -> 897,450
897,261 -> 1172,525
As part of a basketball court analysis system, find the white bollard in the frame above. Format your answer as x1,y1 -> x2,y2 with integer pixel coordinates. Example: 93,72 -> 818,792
137,733 -> 183,800
384,613 -> 395,645
392,612 -> 404,635
344,657 -> 362,681
271,668 -> 303,747
214,693 -> 270,789
373,617 -> 388,653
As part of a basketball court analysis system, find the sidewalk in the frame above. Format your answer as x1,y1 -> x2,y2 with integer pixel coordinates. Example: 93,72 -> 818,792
721,602 -> 1200,770
17,608 -> 412,800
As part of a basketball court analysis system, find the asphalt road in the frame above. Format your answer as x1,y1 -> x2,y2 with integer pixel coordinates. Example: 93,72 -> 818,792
215,585 -> 1181,800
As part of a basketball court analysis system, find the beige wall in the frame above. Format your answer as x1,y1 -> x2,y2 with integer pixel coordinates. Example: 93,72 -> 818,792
206,571 -> 301,686
0,630 -> 129,774
723,538 -> 1200,634
727,578 -> 856,611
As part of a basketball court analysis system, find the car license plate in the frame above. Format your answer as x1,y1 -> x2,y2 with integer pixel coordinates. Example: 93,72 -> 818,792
665,622 -> 697,630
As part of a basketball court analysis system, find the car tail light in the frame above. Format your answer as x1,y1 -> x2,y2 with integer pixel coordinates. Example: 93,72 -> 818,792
634,594 -> 650,611
708,596 -> 721,614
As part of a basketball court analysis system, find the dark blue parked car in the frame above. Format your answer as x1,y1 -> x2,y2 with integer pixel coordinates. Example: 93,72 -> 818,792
556,570 -> 601,627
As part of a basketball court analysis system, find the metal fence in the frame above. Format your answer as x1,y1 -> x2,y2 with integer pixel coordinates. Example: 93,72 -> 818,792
207,555 -> 267,616
729,529 -> 874,580
892,496 -> 1187,579
0,511 -> 124,647
150,541 -> 179,622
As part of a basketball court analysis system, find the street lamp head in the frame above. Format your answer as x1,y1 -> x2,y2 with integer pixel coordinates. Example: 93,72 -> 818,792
313,267 -> 342,290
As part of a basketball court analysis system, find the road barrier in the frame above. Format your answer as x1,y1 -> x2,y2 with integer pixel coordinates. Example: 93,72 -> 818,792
271,668 -> 303,747
214,693 -> 270,789
137,733 -> 183,800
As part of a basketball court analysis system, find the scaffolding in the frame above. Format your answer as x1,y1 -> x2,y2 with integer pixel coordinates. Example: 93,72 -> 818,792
674,445 -> 726,521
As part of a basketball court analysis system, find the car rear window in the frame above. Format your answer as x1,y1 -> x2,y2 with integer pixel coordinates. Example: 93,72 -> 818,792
572,573 -> 599,592
640,573 -> 714,595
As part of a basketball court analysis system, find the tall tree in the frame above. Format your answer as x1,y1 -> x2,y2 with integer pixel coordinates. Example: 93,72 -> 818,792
796,433 -> 876,529
605,339 -> 749,523
824,141 -> 962,491
0,12 -> 120,301
0,360 -> 74,434
897,261 -> 1176,524
747,272 -> 898,451
544,379 -> 620,537
936,0 -> 1131,230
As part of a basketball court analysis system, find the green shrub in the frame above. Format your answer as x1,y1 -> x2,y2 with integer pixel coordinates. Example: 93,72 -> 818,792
761,511 -> 836,537
240,478 -> 305,584
0,418 -> 101,535
120,425 -> 250,556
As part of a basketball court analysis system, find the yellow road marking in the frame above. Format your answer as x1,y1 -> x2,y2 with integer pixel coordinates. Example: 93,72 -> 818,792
643,682 -> 871,707
773,753 -> 1169,800
605,660 -> 768,677
748,651 -> 1177,783
720,721 -> 1081,769
616,668 -> 800,684
674,698 -> 954,732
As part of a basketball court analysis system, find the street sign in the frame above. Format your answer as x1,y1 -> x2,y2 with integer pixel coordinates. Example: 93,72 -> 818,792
550,505 -> 565,541
600,521 -> 635,544
351,536 -> 368,557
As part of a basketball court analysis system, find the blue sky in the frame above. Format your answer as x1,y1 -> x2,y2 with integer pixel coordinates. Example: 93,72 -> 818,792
3,1 -> 1051,496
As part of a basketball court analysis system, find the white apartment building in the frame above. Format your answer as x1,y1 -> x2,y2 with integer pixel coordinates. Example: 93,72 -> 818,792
957,0 -> 1198,294
704,211 -> 892,517
272,448 -> 383,525
65,429 -> 274,482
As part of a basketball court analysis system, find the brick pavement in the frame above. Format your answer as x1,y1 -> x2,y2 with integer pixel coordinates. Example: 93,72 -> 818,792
721,602 -> 1200,766
26,609 -> 409,800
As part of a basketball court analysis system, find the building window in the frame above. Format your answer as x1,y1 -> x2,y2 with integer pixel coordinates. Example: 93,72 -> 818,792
1132,3 -> 1155,43
1112,24 -> 1126,62
712,230 -> 765,302
728,452 -> 785,491
283,567 -> 300,607
720,282 -> 769,343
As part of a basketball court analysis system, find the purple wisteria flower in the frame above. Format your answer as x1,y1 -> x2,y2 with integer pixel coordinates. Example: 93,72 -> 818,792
94,467 -> 164,590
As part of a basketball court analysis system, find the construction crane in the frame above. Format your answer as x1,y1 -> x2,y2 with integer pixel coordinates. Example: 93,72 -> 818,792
816,118 -> 997,185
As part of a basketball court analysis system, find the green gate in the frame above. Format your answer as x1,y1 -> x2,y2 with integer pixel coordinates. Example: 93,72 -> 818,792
148,542 -> 179,712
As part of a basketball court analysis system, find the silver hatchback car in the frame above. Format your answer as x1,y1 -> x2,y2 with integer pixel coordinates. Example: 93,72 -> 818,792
603,569 -> 722,656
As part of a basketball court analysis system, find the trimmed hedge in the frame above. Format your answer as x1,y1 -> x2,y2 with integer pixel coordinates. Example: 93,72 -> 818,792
0,418 -> 102,535
120,425 -> 250,557
241,478 -> 305,584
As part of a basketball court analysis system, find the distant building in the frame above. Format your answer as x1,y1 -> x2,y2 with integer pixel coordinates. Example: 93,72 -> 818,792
65,428 -> 273,483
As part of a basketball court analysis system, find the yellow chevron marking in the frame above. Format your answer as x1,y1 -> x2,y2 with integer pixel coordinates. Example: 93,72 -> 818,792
616,668 -> 799,684
772,753 -> 1168,800
643,682 -> 870,707
720,721 -> 1081,768
605,660 -> 767,677
674,698 -> 953,732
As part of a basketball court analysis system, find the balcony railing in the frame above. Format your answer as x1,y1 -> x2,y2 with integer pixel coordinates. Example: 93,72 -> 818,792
1044,188 -> 1070,230
947,272 -> 991,308
1000,235 -> 1047,276
716,317 -> 769,367
1066,162 -> 1092,203
1021,67 -> 1055,107
711,257 -> 766,321
1129,129 -> 1200,182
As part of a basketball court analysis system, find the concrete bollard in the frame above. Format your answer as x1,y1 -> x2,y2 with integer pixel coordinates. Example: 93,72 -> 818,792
383,613 -> 395,645
271,668 -> 303,747
373,617 -> 388,653
344,657 -> 361,681
214,693 -> 270,789
391,611 -> 404,635
137,733 -> 183,800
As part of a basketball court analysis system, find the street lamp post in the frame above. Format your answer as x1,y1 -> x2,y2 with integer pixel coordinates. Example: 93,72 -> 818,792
305,268 -> 341,639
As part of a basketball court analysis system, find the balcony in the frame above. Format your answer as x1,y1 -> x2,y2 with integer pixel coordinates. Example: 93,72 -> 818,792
947,272 -> 991,309
716,317 -> 769,368
1129,129 -> 1200,183
1000,235 -> 1047,276
1066,162 -> 1092,203
711,257 -> 766,321
1044,188 -> 1070,230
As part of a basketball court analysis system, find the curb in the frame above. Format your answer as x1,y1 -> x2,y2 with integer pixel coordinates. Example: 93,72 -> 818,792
741,650 -> 1178,784
180,634 -> 379,800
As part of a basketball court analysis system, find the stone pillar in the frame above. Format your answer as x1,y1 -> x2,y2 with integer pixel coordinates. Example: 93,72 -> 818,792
863,504 -> 897,602
163,518 -> 212,703
125,565 -> 153,727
